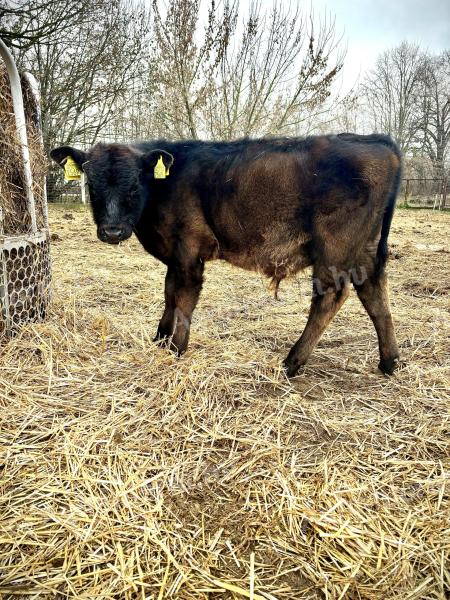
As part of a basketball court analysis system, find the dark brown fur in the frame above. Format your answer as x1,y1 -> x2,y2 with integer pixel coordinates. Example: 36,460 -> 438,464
51,133 -> 402,376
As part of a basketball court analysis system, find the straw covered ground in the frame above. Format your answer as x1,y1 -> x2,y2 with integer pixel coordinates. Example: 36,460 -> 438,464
0,204 -> 449,599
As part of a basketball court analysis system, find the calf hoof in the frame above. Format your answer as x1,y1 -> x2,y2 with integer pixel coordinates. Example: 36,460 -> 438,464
283,356 -> 304,378
169,340 -> 186,357
378,356 -> 400,375
153,332 -> 170,346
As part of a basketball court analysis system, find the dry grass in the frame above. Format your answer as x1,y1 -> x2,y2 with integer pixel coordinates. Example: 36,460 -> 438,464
0,66 -> 47,234
0,205 -> 449,599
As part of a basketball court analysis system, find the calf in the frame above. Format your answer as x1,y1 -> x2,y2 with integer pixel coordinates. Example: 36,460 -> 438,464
51,134 -> 401,376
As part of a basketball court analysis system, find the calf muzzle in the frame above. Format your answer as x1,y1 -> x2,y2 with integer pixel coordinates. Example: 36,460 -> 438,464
98,224 -> 132,245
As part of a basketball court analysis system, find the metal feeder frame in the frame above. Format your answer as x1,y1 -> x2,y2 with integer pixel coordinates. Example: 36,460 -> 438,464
0,38 -> 51,336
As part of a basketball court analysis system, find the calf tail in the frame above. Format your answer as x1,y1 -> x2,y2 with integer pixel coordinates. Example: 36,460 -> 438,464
375,147 -> 402,277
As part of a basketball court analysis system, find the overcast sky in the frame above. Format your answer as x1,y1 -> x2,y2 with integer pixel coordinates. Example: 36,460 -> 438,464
260,0 -> 450,91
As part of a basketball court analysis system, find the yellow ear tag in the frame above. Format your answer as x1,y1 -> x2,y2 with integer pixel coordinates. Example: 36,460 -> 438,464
64,156 -> 82,181
154,155 -> 168,179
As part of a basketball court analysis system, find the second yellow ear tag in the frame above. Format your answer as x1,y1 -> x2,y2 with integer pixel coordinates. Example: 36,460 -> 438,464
64,156 -> 82,181
154,155 -> 168,179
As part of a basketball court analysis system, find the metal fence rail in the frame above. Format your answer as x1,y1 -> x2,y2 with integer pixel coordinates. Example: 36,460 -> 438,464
47,175 -> 450,210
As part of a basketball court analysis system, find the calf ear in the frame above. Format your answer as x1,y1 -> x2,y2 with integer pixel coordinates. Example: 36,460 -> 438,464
50,146 -> 88,170
141,149 -> 174,179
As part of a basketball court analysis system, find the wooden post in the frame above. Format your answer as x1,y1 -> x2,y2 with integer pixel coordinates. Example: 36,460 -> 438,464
441,179 -> 447,210
433,181 -> 439,210
81,173 -> 87,204
404,179 -> 410,205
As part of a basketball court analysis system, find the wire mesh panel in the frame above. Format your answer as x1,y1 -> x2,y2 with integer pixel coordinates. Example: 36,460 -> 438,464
0,233 -> 51,336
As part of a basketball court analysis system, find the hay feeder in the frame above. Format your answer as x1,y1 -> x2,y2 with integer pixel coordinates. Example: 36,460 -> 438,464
0,38 -> 51,336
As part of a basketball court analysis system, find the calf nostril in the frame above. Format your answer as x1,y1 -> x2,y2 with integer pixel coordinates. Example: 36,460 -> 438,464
103,226 -> 123,239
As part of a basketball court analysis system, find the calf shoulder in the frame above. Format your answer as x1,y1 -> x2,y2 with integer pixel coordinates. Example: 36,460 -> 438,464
135,191 -> 219,266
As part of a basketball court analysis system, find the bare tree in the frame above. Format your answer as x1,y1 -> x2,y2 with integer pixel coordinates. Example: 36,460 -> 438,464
329,93 -> 364,133
363,42 -> 424,153
151,0 -> 344,140
417,50 -> 450,176
7,0 -> 151,200
0,0 -> 91,50
209,4 -> 344,138
15,0 -> 150,152
151,0 -> 237,139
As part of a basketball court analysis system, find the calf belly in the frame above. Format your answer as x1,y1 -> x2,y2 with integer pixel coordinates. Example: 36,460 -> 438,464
219,221 -> 312,280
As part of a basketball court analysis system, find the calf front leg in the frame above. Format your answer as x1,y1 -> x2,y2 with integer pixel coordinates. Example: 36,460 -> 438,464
153,268 -> 178,343
154,258 -> 204,355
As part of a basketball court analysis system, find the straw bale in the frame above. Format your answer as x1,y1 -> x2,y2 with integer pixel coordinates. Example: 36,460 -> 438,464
0,206 -> 449,599
0,66 -> 46,234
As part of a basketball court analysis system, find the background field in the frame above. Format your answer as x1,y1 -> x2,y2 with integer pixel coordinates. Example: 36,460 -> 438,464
0,206 -> 449,599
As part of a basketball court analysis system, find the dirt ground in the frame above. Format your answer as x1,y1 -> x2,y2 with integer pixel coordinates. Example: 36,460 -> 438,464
0,205 -> 449,599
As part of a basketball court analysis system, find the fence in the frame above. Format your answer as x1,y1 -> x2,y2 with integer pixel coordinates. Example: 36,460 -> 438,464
46,168 -> 84,204
48,174 -> 450,211
400,178 -> 448,209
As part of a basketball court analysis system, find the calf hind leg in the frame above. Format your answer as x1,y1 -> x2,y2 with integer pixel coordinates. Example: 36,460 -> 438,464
353,272 -> 400,374
284,271 -> 350,377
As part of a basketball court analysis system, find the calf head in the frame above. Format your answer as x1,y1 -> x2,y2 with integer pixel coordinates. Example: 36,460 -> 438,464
50,144 -> 174,244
